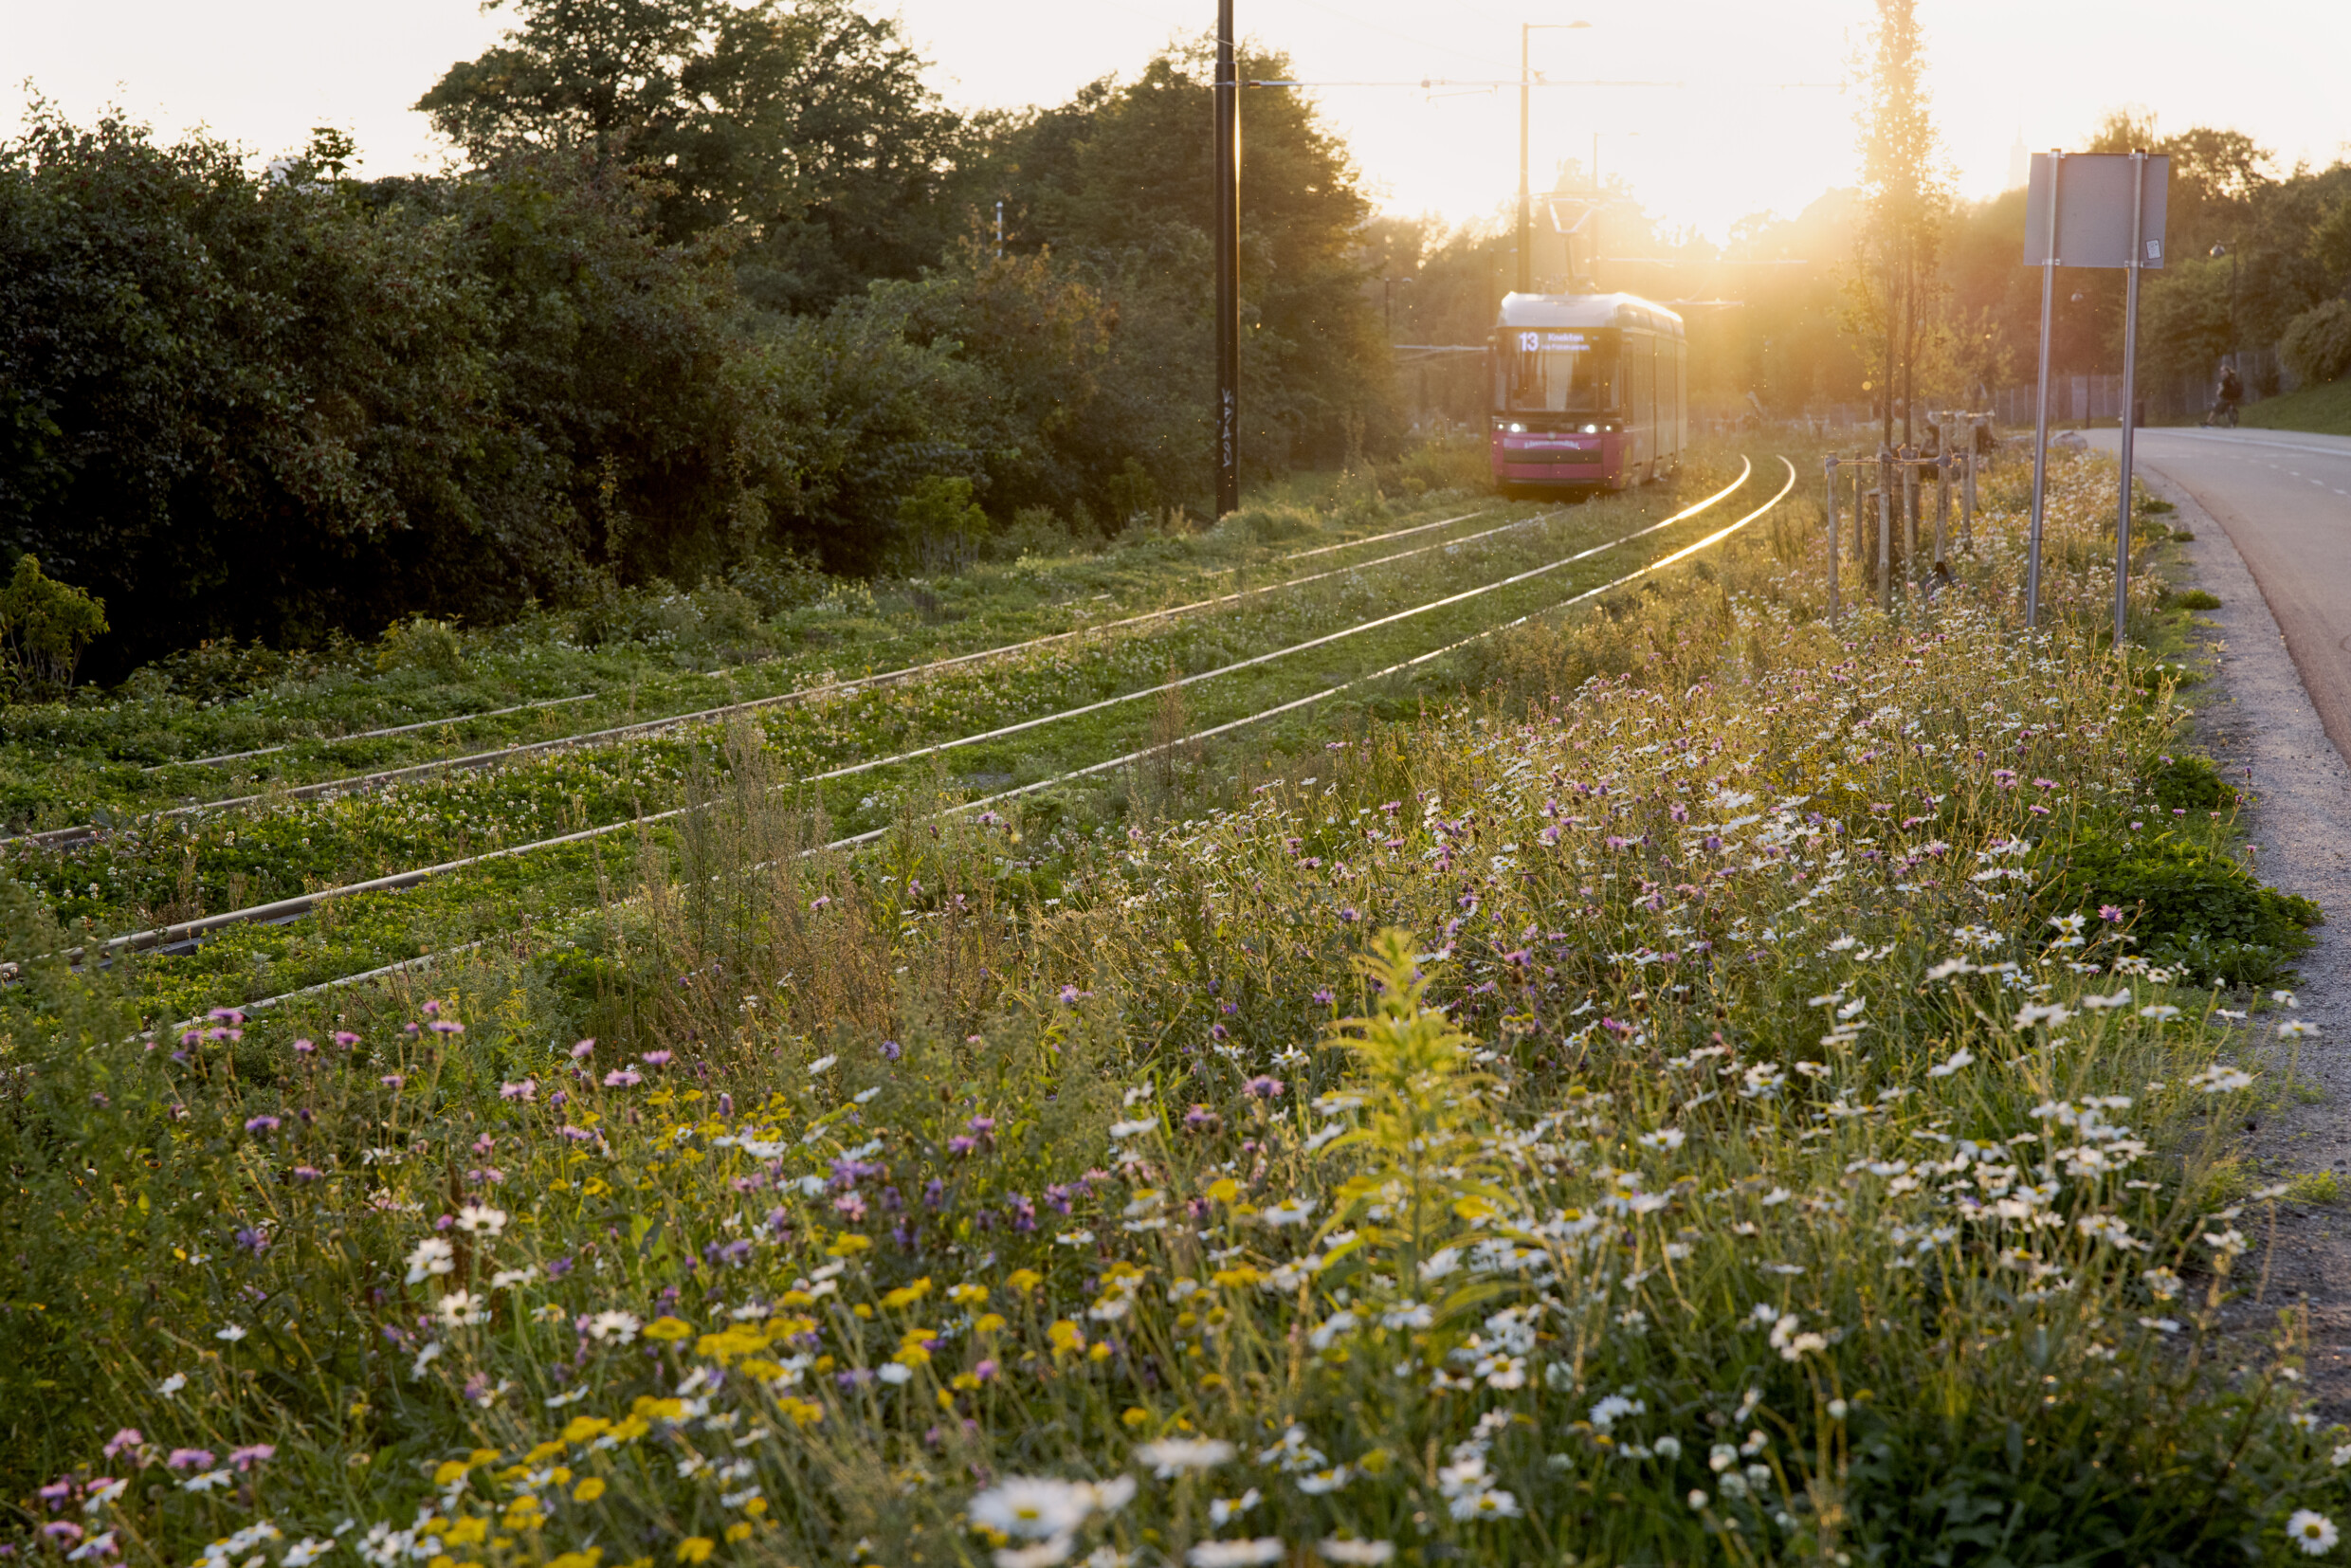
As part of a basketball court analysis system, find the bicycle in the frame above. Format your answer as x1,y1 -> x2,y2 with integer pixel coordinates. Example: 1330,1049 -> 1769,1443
2201,401 -> 2240,428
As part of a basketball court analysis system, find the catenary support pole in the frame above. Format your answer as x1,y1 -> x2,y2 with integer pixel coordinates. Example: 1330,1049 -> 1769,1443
1517,27 -> 1532,294
2115,149 -> 2147,650
2027,149 -> 2063,629
1214,0 -> 1240,518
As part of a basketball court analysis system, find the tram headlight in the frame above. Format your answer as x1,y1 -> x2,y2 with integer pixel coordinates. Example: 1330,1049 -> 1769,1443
1502,421 -> 1526,433
1579,423 -> 1600,434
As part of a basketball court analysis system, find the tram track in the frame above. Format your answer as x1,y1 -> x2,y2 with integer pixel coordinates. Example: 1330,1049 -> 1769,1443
16,476 -> 1740,850
53,462 -> 1755,970
114,509 -> 1507,786
182,456 -> 1798,1025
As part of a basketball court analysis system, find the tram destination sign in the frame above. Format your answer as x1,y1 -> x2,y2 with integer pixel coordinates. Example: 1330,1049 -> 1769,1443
2022,153 -> 2170,268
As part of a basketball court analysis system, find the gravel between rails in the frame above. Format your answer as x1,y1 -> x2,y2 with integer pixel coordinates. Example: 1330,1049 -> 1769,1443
2128,457 -> 2351,1421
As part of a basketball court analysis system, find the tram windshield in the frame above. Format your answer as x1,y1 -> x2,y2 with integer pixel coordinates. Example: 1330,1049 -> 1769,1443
1499,328 -> 1617,414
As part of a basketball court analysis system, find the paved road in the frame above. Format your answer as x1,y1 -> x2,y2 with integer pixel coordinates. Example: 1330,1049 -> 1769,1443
2095,426 -> 2351,769
2087,425 -> 2351,1413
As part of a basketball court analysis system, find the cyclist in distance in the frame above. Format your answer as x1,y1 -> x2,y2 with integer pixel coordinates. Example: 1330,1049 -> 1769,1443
2211,360 -> 2244,427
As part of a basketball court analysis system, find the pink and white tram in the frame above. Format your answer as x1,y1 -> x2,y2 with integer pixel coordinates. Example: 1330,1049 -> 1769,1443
1487,292 -> 1687,494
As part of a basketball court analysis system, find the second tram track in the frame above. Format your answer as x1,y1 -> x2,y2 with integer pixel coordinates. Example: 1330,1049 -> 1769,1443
174,456 -> 1801,1025
65,460 -> 1765,975
17,475 -> 1741,850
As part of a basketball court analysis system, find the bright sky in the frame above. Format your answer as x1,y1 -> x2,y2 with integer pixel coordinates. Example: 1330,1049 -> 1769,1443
9,0 -> 2343,242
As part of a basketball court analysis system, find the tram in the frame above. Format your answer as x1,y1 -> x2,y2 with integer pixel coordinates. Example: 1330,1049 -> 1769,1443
1488,292 -> 1687,494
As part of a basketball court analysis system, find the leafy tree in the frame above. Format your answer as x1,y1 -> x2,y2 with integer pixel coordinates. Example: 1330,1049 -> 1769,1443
973,46 -> 1398,507
0,105 -> 775,667
417,0 -> 965,312
1843,0 -> 1948,447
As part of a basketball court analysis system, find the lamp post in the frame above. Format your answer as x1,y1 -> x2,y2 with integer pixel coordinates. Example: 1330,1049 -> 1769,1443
1518,21 -> 1591,295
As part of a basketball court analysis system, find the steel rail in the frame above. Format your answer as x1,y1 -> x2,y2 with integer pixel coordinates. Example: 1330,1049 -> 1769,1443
18,486 -> 1722,848
198,458 -> 1797,1024
137,692 -> 602,773
73,465 -> 1756,970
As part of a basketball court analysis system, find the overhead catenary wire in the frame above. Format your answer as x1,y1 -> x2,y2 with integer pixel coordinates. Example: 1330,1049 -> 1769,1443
201,458 -> 1799,1025
66,465 -> 1755,970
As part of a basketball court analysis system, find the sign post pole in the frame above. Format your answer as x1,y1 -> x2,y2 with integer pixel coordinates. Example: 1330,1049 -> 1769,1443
2114,149 -> 2147,651
2027,149 -> 2062,632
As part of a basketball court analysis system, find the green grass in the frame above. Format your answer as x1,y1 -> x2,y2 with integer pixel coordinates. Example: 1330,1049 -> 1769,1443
2241,376 -> 2351,436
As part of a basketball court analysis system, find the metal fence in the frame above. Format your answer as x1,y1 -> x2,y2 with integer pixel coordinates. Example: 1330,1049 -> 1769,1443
1991,346 -> 2296,428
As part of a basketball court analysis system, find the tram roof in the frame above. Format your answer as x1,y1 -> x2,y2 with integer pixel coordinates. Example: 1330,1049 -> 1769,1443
1497,292 -> 1684,334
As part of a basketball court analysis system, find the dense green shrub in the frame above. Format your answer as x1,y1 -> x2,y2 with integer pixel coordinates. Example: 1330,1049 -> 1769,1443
2052,830 -> 2321,986
2281,298 -> 2351,386
0,554 -> 107,694
2142,749 -> 2236,810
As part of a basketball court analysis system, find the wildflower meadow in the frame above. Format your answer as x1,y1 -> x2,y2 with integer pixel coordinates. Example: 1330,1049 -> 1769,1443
5,447 -> 2344,1566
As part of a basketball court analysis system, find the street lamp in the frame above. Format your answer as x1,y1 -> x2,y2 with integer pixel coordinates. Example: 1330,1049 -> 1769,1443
1518,21 -> 1591,295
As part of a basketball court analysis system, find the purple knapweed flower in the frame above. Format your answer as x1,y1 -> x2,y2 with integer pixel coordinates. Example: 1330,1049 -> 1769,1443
1245,1076 -> 1285,1100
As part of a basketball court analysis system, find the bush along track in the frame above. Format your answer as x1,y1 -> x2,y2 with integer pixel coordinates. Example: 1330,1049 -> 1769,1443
5,447 -> 2349,1565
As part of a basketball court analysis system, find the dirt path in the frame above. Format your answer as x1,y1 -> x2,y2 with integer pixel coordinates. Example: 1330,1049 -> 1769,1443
2121,452 -> 2351,1414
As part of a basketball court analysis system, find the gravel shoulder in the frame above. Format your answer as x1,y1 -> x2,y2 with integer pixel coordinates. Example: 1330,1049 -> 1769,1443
2126,454 -> 2351,1414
